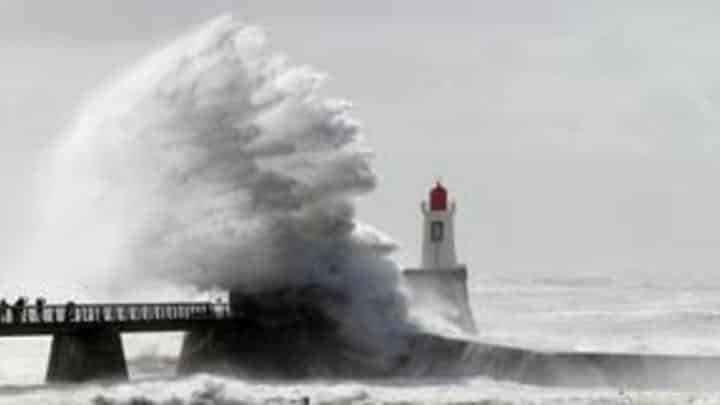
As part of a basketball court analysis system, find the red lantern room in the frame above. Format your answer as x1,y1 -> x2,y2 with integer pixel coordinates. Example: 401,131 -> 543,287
429,182 -> 447,211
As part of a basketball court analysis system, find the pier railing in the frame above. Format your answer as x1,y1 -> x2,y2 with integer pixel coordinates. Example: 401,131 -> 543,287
0,302 -> 234,335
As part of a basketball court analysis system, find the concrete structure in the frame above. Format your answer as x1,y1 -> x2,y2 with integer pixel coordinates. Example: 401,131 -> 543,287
46,327 -> 128,382
0,302 -> 232,382
404,182 -> 477,333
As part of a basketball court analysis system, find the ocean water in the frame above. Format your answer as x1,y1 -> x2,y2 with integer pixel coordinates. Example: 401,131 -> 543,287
471,273 -> 720,356
1,275 -> 720,404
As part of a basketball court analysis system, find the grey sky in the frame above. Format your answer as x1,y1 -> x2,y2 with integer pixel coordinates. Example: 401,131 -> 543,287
2,1 -> 720,284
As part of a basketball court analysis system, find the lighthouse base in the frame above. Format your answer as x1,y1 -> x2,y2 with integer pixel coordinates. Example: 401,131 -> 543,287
403,265 -> 476,334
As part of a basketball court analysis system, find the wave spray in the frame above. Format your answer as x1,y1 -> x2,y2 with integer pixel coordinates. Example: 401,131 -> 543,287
16,15 -> 415,372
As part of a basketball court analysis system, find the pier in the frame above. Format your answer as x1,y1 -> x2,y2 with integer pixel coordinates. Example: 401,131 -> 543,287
0,301 -> 236,382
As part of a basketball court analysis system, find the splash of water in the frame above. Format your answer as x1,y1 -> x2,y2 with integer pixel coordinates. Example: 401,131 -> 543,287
12,15 -> 412,355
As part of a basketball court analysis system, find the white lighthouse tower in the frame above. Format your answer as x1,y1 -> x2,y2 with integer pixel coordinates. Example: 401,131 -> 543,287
404,182 -> 476,334
421,182 -> 457,268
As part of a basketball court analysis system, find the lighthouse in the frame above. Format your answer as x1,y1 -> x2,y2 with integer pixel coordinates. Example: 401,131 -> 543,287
404,182 -> 476,334
421,182 -> 457,268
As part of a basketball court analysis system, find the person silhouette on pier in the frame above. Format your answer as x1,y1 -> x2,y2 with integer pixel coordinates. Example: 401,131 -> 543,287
65,301 -> 76,322
35,297 -> 46,323
12,297 -> 26,323
0,299 -> 7,323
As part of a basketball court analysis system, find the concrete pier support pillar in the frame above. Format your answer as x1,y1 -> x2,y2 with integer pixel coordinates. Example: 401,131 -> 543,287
46,327 -> 128,382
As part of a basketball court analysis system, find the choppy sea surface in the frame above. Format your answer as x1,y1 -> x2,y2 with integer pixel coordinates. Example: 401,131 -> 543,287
2,274 -> 720,404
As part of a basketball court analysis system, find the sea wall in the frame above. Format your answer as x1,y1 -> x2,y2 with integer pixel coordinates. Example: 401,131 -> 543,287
178,319 -> 720,390
404,333 -> 720,389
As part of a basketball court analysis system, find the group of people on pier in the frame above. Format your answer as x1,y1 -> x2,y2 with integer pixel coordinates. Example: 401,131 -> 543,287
0,298 -> 230,324
0,297 -> 46,324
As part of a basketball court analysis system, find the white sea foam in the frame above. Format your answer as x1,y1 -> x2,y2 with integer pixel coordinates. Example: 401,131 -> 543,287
0,374 -> 716,405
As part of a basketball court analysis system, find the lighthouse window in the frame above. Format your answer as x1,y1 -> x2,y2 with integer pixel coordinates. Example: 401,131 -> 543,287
431,221 -> 444,242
